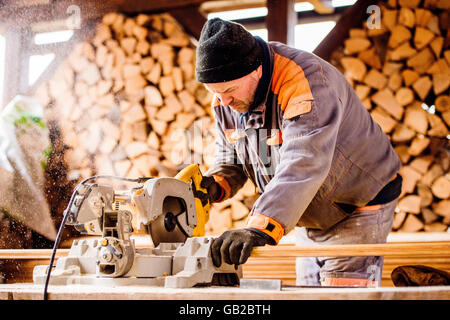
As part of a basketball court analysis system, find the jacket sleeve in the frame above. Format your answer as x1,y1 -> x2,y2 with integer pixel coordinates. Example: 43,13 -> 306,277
247,73 -> 344,239
205,103 -> 248,201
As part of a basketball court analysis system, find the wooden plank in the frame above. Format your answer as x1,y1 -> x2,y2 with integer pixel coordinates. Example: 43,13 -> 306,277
1,238 -> 449,288
266,0 -> 297,46
1,242 -> 448,260
251,242 -> 450,258
0,249 -> 69,260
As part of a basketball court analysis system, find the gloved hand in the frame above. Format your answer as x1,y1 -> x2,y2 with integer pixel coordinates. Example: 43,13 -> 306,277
210,228 -> 272,268
201,175 -> 223,203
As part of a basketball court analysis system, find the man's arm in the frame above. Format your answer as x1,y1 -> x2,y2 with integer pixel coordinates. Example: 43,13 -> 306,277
247,75 -> 343,239
210,72 -> 344,267
205,105 -> 248,202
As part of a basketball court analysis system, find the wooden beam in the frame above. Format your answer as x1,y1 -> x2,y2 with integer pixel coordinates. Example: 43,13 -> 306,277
1,241 -> 449,289
200,0 -> 267,13
168,5 -> 207,41
1,241 -> 448,260
313,0 -> 379,61
0,249 -> 69,260
200,0 -> 335,15
252,242 -> 450,258
266,0 -> 297,46
0,0 -> 217,28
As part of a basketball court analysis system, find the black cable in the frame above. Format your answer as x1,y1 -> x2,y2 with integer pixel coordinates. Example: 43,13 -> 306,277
43,205 -> 70,300
42,174 -> 154,300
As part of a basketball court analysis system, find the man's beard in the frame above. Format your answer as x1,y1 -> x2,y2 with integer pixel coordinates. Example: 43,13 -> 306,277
229,98 -> 253,114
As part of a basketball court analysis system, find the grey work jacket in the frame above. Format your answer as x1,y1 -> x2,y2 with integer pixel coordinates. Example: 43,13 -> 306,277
206,39 -> 401,234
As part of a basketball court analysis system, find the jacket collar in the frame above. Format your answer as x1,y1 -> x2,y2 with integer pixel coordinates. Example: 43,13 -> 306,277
241,37 -> 274,130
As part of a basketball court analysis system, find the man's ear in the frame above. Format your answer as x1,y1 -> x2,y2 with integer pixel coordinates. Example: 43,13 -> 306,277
256,65 -> 263,78
251,65 -> 263,82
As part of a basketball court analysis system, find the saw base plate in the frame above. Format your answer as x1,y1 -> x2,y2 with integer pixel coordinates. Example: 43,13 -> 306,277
33,237 -> 242,288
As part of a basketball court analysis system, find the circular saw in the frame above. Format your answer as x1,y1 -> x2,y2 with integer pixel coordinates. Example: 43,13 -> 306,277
132,164 -> 212,247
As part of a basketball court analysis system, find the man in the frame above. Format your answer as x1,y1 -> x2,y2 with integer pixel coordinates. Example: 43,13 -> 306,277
197,18 -> 402,287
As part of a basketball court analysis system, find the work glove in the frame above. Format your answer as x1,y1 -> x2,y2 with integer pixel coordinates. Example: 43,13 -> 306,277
201,175 -> 223,203
210,228 -> 273,268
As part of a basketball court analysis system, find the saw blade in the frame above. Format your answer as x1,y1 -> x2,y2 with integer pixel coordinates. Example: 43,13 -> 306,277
148,197 -> 188,247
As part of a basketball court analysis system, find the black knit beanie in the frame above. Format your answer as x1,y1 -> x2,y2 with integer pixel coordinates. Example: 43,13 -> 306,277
195,18 -> 264,83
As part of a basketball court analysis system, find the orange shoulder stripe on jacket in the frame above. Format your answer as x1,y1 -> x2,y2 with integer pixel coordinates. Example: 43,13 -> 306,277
271,53 -> 314,114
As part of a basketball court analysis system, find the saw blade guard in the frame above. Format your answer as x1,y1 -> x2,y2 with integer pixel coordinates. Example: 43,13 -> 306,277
148,196 -> 190,246
132,177 -> 197,245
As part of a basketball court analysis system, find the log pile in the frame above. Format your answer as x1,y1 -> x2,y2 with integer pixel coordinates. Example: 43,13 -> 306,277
33,12 -> 256,236
330,0 -> 450,233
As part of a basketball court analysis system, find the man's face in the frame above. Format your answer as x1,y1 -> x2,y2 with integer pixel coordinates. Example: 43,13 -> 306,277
204,66 -> 262,114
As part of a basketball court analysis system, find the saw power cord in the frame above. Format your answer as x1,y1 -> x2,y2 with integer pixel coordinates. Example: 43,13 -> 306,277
43,175 -> 153,300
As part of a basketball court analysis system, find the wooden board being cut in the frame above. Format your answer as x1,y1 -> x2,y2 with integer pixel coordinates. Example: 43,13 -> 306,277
1,238 -> 449,288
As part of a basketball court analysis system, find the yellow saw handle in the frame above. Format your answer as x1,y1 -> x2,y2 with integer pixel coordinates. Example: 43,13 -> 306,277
175,164 -> 211,237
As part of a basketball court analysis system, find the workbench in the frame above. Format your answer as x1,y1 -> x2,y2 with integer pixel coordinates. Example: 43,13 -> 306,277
0,283 -> 449,300
1,233 -> 449,301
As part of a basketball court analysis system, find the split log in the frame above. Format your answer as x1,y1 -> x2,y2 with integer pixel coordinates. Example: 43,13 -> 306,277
364,69 -> 388,89
398,195 -> 421,214
398,213 -> 424,232
408,135 -> 430,156
344,38 -> 372,54
372,88 -> 404,120
403,102 -> 428,134
340,57 -> 367,81
431,175 -> 450,199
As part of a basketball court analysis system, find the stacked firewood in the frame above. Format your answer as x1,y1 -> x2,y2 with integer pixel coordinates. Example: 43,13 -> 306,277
34,12 -> 256,236
330,0 -> 449,232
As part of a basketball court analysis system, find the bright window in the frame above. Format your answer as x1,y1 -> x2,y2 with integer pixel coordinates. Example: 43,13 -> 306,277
34,30 -> 73,45
208,7 -> 267,20
249,29 -> 268,41
28,53 -> 55,86
295,21 -> 336,52
248,21 -> 336,53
